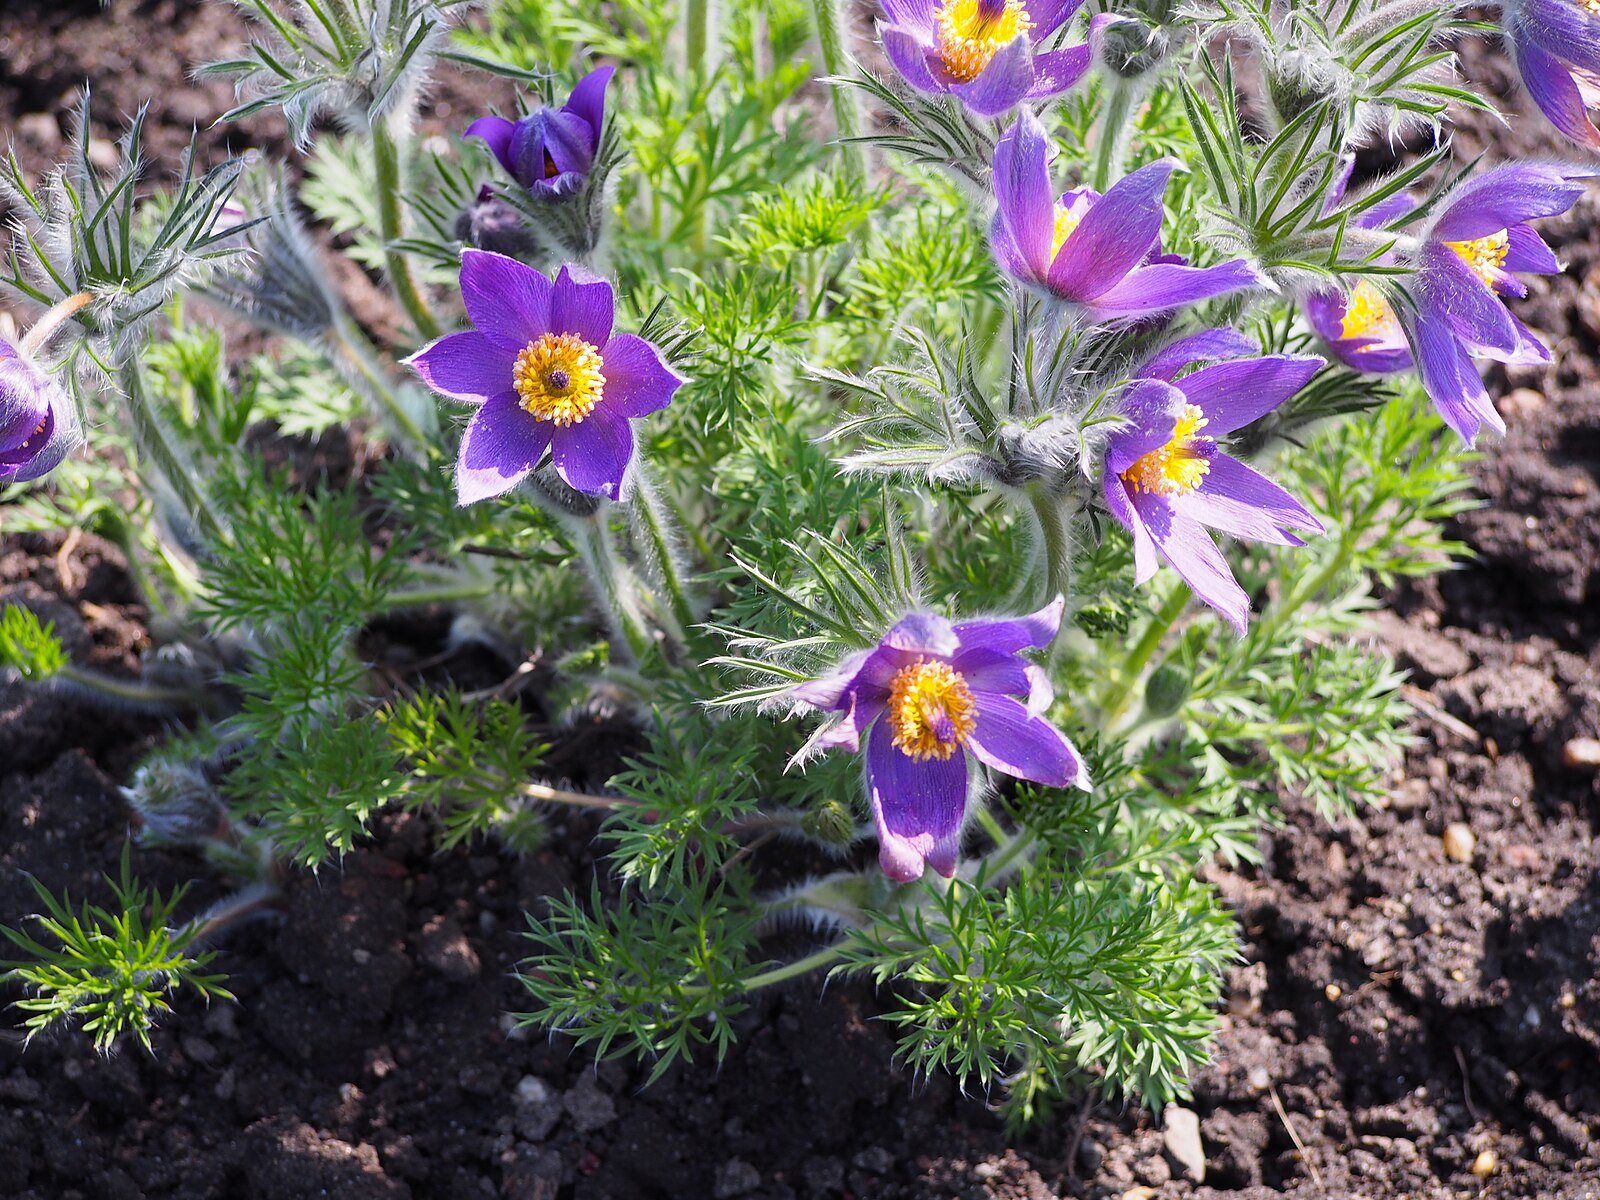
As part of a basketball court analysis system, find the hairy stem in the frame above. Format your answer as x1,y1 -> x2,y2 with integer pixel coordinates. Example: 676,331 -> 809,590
629,469 -> 698,640
566,509 -> 657,665
810,0 -> 866,183
1101,581 -> 1192,726
120,361 -> 227,543
1025,486 -> 1074,612
370,120 -> 442,342
54,663 -> 200,711
1092,79 -> 1140,193
327,314 -> 431,452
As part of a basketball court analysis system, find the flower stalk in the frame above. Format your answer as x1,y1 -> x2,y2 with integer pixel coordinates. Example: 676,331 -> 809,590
370,119 -> 442,341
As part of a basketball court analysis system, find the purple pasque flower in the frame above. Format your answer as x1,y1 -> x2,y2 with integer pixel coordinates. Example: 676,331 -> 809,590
791,598 -> 1087,882
1101,353 -> 1326,633
1,339 -> 81,484
991,110 -> 1261,321
880,0 -> 1098,117
1402,162 -> 1582,443
466,66 -> 614,198
1500,0 -> 1600,149
1304,280 -> 1414,374
405,249 -> 683,504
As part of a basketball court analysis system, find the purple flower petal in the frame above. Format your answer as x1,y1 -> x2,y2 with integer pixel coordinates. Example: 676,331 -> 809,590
1136,328 -> 1259,381
1517,0 -> 1600,75
1419,244 -> 1520,357
789,649 -> 872,710
1047,158 -> 1175,301
1105,378 -> 1186,474
1303,290 -> 1413,373
1408,312 -> 1503,444
539,109 -> 599,176
866,718 -> 969,882
403,331 -> 516,404
1031,0 -> 1087,39
949,595 -> 1064,655
881,0 -> 936,34
1026,43 -> 1092,100
464,115 -> 516,176
460,249 -> 552,349
599,334 -> 683,417
967,693 -> 1087,789
456,391 -> 554,504
992,110 -> 1056,282
550,407 -> 634,498
1432,164 -> 1585,242
1129,490 -> 1249,633
883,611 -> 961,657
947,646 -> 1031,696
1086,259 -> 1262,319
1175,453 -> 1324,545
551,264 -> 615,347
0,348 -> 48,450
564,64 -> 614,140
1175,354 -> 1323,435
881,23 -> 944,94
949,34 -> 1034,117
1516,38 -> 1600,148
1505,223 -> 1562,274
1102,476 -> 1159,584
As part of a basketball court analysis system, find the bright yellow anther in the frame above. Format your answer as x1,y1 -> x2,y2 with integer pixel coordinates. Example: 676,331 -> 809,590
1121,404 -> 1213,497
934,0 -> 1033,83
1339,279 -> 1400,344
512,332 -> 606,426
1050,202 -> 1081,261
887,659 -> 977,762
1444,229 -> 1510,287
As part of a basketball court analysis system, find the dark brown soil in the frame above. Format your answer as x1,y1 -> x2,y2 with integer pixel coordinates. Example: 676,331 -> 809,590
3,6 -> 1598,1199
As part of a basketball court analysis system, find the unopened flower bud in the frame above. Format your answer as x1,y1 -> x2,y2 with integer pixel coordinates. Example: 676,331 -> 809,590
0,338 -> 82,483
1099,18 -> 1168,80
1143,663 -> 1190,718
802,798 -> 857,847
454,187 -> 539,261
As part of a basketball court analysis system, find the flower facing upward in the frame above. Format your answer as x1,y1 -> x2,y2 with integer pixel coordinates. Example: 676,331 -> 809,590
880,0 -> 1099,117
1102,350 -> 1326,632
405,250 -> 684,503
991,111 -> 1262,321
467,66 -> 614,198
1403,163 -> 1582,443
790,599 -> 1087,882
0,339 -> 81,484
1498,0 -> 1600,149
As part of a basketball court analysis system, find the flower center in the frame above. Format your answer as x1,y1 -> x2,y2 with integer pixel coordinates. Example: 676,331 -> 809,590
513,332 -> 605,426
1121,403 -> 1213,497
887,659 -> 977,762
1445,229 -> 1509,287
1050,203 -> 1082,261
934,0 -> 1033,83
1338,279 -> 1400,344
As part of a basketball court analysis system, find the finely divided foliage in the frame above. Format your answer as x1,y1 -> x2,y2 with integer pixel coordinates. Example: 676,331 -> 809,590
0,0 -> 1572,1119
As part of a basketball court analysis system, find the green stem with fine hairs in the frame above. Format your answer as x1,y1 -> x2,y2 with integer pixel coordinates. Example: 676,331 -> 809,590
811,0 -> 866,183
370,120 -> 442,342
1100,580 -> 1192,727
629,469 -> 698,639
1092,78 -> 1140,193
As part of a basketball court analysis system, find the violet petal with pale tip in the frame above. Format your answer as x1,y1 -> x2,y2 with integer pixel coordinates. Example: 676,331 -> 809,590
0,339 -> 82,484
405,249 -> 683,504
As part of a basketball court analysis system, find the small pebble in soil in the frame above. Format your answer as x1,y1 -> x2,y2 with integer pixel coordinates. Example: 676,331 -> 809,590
1561,736 -> 1600,769
1247,1065 -> 1271,1093
714,1158 -> 761,1198
1163,1105 -> 1206,1182
562,1074 -> 616,1133
1119,1188 -> 1158,1200
852,1147 -> 893,1174
1472,1149 -> 1499,1177
1325,983 -> 1343,1002
1442,822 -> 1476,864
1559,991 -> 1577,1009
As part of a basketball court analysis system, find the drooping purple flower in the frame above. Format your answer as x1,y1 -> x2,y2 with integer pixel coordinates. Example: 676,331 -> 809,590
1101,354 -> 1326,633
879,0 -> 1099,116
1,339 -> 82,484
466,66 -> 614,198
1500,0 -> 1600,149
991,110 -> 1262,321
405,250 -> 683,504
791,598 -> 1087,882
1402,163 -> 1582,443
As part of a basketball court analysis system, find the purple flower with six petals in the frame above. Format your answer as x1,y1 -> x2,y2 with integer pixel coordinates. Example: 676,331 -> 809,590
467,66 -> 614,198
1,339 -> 81,484
790,598 -> 1087,883
405,250 -> 683,504
1101,350 -> 1325,633
991,111 -> 1262,321
1500,0 -> 1600,149
1402,163 -> 1582,443
880,0 -> 1098,116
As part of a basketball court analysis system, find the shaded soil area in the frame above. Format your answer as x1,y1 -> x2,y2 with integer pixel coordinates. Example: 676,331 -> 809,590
2,5 -> 1598,1199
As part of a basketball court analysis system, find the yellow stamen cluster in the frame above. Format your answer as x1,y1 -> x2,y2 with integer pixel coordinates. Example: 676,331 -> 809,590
1121,404 -> 1214,497
1339,279 -> 1400,344
934,0 -> 1033,83
887,659 -> 977,761
512,332 -> 606,426
1445,228 -> 1510,287
1050,202 -> 1082,261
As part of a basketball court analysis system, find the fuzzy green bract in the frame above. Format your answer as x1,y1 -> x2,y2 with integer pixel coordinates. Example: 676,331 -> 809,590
0,0 -> 1538,1123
